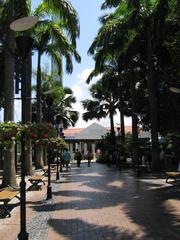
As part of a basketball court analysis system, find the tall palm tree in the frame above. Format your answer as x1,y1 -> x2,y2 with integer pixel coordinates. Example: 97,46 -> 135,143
89,0 -> 172,171
31,0 -> 80,168
82,78 -> 118,143
41,75 -> 79,128
0,0 -> 31,187
33,19 -> 80,123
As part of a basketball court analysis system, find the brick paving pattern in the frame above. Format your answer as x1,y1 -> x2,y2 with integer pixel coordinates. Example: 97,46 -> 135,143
0,162 -> 180,239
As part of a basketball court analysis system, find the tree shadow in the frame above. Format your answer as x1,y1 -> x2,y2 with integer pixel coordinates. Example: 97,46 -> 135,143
48,218 -> 147,240
0,202 -> 19,218
30,162 -> 180,239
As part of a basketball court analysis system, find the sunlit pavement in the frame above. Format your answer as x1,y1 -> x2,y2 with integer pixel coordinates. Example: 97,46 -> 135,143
0,162 -> 180,240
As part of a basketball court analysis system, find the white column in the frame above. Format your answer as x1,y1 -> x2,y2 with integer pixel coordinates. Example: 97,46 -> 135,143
75,142 -> 78,150
70,143 -> 73,155
84,143 -> 87,155
92,143 -> 95,159
79,142 -> 82,152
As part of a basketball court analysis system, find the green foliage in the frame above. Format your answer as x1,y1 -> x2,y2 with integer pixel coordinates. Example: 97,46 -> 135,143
0,122 -> 23,150
166,132 -> 180,151
26,122 -> 56,140
49,137 -> 67,150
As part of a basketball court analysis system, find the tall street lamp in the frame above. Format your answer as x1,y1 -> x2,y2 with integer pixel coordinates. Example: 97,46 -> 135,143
10,16 -> 38,240
46,149 -> 52,200
59,124 -> 64,173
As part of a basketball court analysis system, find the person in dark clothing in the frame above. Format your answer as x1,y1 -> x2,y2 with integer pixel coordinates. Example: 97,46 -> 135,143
74,149 -> 82,167
86,150 -> 93,167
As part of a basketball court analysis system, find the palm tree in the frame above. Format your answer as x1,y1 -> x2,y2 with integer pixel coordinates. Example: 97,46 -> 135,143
89,0 -> 173,171
40,74 -> 79,128
82,77 -> 118,143
0,0 -> 30,187
33,18 -> 80,122
32,1 -> 80,168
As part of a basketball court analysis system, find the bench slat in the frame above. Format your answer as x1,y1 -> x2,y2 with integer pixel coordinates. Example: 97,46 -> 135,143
29,175 -> 44,181
0,190 -> 19,201
165,172 -> 180,177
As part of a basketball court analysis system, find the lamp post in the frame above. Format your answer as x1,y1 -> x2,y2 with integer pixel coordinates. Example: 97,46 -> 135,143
43,96 -> 53,199
56,152 -> 60,180
101,135 -> 104,161
116,127 -> 122,170
10,16 -> 38,240
58,124 -> 64,173
46,149 -> 52,200
55,122 -> 61,180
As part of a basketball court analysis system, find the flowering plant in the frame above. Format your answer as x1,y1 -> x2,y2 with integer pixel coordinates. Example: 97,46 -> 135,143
26,122 -> 56,141
49,137 -> 67,150
0,122 -> 23,150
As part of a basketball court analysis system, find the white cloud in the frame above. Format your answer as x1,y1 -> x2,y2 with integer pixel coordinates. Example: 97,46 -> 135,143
76,68 -> 101,84
76,68 -> 93,83
71,85 -> 85,100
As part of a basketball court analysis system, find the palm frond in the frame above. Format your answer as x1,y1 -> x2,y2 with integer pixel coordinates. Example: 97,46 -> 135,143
44,0 -> 80,43
101,0 -> 121,10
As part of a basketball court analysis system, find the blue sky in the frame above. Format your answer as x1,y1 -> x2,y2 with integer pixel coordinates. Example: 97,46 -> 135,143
23,0 -> 131,128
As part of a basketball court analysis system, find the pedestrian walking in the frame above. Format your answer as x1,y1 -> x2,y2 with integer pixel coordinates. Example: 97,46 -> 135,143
63,148 -> 71,171
86,150 -> 93,167
74,149 -> 82,167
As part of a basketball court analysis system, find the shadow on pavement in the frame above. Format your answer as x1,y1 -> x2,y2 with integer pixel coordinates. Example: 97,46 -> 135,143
48,218 -> 145,240
31,162 -> 180,240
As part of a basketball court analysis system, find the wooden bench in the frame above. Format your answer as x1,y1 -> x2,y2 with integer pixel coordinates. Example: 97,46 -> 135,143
0,189 -> 20,217
28,175 -> 45,190
165,171 -> 180,183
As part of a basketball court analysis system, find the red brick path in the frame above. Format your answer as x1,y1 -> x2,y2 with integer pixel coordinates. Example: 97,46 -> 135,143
0,162 -> 180,240
47,163 -> 180,240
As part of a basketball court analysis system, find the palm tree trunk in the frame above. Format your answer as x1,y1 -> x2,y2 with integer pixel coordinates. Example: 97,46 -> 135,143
4,30 -> 14,122
176,0 -> 180,73
118,77 -> 125,144
147,26 -> 160,171
2,28 -> 17,187
131,114 -> 139,165
43,148 -> 47,166
130,66 -> 139,166
35,50 -> 44,169
119,104 -> 125,144
2,145 -> 17,188
109,109 -> 115,144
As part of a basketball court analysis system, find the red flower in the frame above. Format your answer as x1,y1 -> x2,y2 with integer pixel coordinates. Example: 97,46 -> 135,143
31,133 -> 38,139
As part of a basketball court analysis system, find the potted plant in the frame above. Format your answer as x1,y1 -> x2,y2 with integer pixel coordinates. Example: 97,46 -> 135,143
49,137 -> 67,150
0,122 -> 23,150
26,122 -> 56,143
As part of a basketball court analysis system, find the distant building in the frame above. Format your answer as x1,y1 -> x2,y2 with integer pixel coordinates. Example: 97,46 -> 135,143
64,122 -> 132,157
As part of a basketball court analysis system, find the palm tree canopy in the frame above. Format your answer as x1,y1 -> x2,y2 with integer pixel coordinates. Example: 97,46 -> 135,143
35,0 -> 80,45
39,71 -> 79,128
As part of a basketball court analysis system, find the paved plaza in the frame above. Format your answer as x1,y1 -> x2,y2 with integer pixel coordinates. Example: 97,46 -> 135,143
0,162 -> 180,240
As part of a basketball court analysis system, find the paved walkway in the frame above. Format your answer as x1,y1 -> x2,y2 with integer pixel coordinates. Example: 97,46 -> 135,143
0,162 -> 180,240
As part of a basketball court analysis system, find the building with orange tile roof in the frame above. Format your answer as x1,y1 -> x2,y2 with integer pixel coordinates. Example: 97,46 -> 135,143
63,122 -> 132,157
